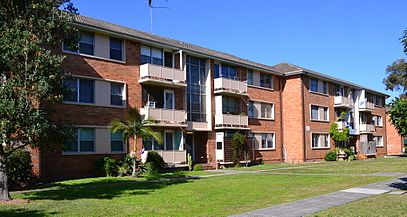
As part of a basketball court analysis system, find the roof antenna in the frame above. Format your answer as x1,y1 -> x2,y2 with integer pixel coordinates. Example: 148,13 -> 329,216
148,0 -> 169,33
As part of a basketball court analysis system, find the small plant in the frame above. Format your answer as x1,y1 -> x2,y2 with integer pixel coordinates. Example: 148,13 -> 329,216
325,150 -> 337,161
117,164 -> 130,177
231,131 -> 246,166
146,151 -> 165,170
103,157 -> 117,177
187,153 -> 193,171
193,164 -> 203,171
6,148 -> 33,187
145,162 -> 158,177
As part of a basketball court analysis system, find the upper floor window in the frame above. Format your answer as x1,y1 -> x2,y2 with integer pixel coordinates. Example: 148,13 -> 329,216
311,105 -> 328,121
312,133 -> 329,148
222,97 -> 239,114
110,38 -> 123,61
111,83 -> 125,106
247,70 -> 253,85
373,136 -> 383,147
248,101 -> 274,119
214,64 -> 237,79
64,31 -> 94,56
64,128 -> 95,152
372,115 -> 383,127
63,78 -> 94,103
141,45 -> 162,65
310,78 -> 328,94
372,95 -> 384,107
260,73 -> 272,88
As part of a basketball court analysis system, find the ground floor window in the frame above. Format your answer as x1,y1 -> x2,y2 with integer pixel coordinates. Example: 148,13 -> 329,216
111,131 -> 124,151
311,133 -> 330,148
248,132 -> 275,150
64,128 -> 95,152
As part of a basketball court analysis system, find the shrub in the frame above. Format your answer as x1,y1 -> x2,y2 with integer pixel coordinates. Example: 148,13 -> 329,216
325,150 -> 337,161
231,132 -> 246,166
102,157 -> 117,177
116,154 -> 133,176
193,164 -> 203,171
146,151 -> 165,170
145,162 -> 158,176
6,149 -> 33,187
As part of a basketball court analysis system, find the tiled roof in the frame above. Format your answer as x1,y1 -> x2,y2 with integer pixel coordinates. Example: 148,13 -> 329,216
74,15 -> 282,75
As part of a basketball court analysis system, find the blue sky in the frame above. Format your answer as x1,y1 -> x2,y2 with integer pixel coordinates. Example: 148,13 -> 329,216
72,0 -> 407,100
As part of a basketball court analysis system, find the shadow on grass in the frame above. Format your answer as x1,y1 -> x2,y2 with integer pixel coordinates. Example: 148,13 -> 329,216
0,209 -> 56,217
18,175 -> 198,201
389,177 -> 407,191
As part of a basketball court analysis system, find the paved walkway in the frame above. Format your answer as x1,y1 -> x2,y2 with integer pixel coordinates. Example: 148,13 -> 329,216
230,176 -> 407,217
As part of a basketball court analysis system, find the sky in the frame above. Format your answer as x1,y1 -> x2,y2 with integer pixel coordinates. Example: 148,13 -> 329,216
71,0 -> 407,101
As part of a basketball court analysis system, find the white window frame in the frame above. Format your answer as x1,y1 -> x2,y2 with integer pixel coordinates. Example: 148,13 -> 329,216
373,135 -> 384,147
309,78 -> 328,95
310,104 -> 329,122
311,133 -> 330,149
250,132 -> 276,150
372,115 -> 383,127
248,100 -> 275,120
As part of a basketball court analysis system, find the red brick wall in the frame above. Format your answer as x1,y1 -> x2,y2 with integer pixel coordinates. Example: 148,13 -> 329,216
373,106 -> 387,157
386,114 -> 403,155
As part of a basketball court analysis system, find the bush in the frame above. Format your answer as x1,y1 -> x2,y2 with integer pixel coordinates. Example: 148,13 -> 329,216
103,157 -> 117,177
145,162 -> 158,177
146,151 -> 165,170
6,149 -> 33,187
117,154 -> 133,176
325,150 -> 337,161
193,164 -> 203,171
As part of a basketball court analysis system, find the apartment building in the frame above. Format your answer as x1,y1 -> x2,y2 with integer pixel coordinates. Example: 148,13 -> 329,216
30,15 -> 390,180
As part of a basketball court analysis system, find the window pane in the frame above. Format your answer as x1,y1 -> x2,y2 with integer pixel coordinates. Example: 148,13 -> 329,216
80,31 -> 94,44
310,79 -> 318,92
111,132 -> 124,151
79,43 -> 93,55
110,38 -> 122,50
63,78 -> 78,102
248,101 -> 254,118
64,130 -> 78,152
323,108 -> 328,121
229,66 -> 237,79
165,132 -> 173,150
323,81 -> 327,94
152,48 -> 162,58
110,49 -> 122,61
248,70 -> 253,85
80,128 -> 94,152
111,83 -> 124,106
311,105 -> 319,120
216,142 -> 222,150
141,46 -> 151,56
79,79 -> 94,103
141,55 -> 151,64
63,41 -> 77,52
312,134 -> 319,147
214,64 -> 220,78
143,137 -> 153,150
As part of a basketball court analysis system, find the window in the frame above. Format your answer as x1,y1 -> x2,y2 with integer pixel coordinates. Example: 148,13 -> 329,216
373,95 -> 383,107
110,38 -> 123,61
144,131 -> 183,151
111,83 -> 124,106
140,45 -> 163,65
247,70 -> 253,85
222,97 -> 238,114
143,134 -> 163,151
214,64 -> 237,79
261,103 -> 274,119
63,78 -> 94,103
373,136 -> 383,147
261,133 -> 275,149
64,128 -> 95,152
111,131 -> 124,151
63,31 -> 95,55
310,78 -> 328,94
312,133 -> 329,148
216,142 -> 223,150
187,55 -> 207,122
372,115 -> 383,127
260,73 -> 272,88
248,101 -> 255,118
310,105 -> 328,121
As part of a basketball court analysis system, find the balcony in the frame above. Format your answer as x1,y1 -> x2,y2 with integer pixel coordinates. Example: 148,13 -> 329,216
140,107 -> 187,127
359,124 -> 375,134
214,77 -> 248,96
359,100 -> 374,112
139,64 -> 186,88
334,96 -> 354,108
215,114 -> 249,129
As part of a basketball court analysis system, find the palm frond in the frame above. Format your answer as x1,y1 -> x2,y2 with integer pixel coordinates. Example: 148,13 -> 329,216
141,127 -> 163,145
127,107 -> 142,123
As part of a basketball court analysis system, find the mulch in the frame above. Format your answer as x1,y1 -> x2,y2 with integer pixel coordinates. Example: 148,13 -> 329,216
0,199 -> 30,205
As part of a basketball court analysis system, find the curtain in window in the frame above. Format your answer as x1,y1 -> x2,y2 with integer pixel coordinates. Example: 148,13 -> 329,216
79,79 -> 94,103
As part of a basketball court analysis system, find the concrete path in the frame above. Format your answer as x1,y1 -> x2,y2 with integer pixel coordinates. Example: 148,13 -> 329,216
230,176 -> 407,217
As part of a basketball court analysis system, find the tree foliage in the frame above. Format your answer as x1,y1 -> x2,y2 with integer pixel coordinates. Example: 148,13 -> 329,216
0,0 -> 78,200
383,58 -> 407,98
388,98 -> 407,137
231,131 -> 246,166
329,123 -> 352,148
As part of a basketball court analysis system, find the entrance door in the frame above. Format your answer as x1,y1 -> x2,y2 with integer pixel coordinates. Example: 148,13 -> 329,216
164,89 -> 174,109
186,133 -> 195,161
215,132 -> 224,161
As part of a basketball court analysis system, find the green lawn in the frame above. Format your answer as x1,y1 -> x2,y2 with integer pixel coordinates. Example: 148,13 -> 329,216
1,158 -> 406,217
313,193 -> 407,217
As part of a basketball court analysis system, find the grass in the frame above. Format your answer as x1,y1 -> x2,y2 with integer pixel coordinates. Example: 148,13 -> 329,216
1,158 -> 405,216
313,193 -> 407,217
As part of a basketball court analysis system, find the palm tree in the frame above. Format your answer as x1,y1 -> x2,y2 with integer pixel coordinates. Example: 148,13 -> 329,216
111,107 -> 163,176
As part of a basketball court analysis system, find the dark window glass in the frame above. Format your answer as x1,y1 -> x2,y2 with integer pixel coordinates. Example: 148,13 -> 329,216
79,31 -> 94,55
79,128 -> 94,152
216,142 -> 223,150
260,74 -> 272,88
141,55 -> 151,64
111,83 -> 124,106
310,79 -> 318,92
64,129 -> 78,152
311,105 -> 319,120
79,79 -> 94,103
323,81 -> 328,94
111,131 -> 124,151
248,70 -> 253,85
164,51 -> 173,68
110,38 -> 123,61
214,64 -> 220,78
63,78 -> 78,102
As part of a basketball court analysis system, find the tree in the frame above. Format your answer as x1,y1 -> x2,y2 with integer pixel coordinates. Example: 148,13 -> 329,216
111,108 -> 163,176
329,123 -> 352,148
0,0 -> 78,201
384,29 -> 407,137
231,131 -> 246,166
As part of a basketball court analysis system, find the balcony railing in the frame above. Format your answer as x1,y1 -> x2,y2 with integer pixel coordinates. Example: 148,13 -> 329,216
359,100 -> 375,112
214,77 -> 248,95
139,63 -> 186,87
140,107 -> 187,127
334,96 -> 354,108
215,114 -> 249,129
359,124 -> 375,134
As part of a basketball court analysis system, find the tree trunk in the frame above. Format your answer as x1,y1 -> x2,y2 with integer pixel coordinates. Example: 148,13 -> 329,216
0,158 -> 10,201
132,135 -> 137,177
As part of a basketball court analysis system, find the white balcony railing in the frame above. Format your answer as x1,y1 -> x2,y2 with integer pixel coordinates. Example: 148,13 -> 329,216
215,114 -> 249,129
214,77 -> 247,95
140,107 -> 186,126
334,96 -> 354,108
139,64 -> 186,86
359,124 -> 375,133
359,100 -> 375,111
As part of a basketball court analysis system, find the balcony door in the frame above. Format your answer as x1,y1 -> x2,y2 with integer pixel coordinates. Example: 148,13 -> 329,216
164,89 -> 174,109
